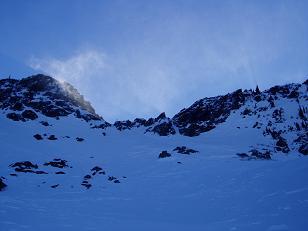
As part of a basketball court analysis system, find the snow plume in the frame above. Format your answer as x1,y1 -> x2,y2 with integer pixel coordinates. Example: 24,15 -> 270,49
29,50 -> 179,121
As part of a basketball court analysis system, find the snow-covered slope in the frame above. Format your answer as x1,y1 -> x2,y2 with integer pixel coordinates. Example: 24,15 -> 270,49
0,75 -> 307,231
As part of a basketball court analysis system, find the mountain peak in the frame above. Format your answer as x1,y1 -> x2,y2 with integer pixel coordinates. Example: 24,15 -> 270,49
0,74 -> 101,121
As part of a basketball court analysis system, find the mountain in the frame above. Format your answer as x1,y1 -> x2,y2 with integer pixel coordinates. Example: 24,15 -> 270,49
0,74 -> 307,231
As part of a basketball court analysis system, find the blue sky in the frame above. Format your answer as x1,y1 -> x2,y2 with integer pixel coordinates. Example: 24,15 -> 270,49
0,0 -> 307,121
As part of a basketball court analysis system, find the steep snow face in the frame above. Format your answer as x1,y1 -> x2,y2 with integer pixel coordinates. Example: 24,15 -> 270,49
0,77 -> 307,231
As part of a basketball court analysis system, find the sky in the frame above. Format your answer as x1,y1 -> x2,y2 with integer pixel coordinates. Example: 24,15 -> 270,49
0,0 -> 307,122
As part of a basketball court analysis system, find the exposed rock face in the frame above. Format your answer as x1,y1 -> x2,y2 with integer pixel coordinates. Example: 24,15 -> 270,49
113,112 -> 176,136
149,121 -> 176,136
1,74 -> 307,157
0,74 -> 102,121
172,89 -> 246,136
145,113 -> 176,136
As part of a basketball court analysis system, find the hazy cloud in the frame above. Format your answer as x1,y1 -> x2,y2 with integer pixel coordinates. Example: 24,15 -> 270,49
29,50 -> 181,121
26,1 -> 308,121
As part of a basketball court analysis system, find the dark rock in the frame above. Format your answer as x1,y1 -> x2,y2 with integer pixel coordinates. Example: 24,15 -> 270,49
91,122 -> 111,129
158,151 -> 171,158
108,176 -> 117,181
272,108 -> 284,123
299,143 -> 308,155
288,90 -> 299,99
6,112 -> 24,121
250,149 -> 271,160
48,135 -> 57,140
84,175 -> 92,179
10,161 -> 38,169
179,123 -> 215,137
267,85 -> 290,96
76,137 -> 84,142
242,108 -> 252,116
91,166 -> 104,175
0,178 -> 7,191
173,146 -> 198,155
268,96 -> 275,108
51,184 -> 59,188
298,107 -> 307,121
55,171 -> 65,174
255,85 -> 261,94
21,110 -> 38,120
114,120 -> 134,131
81,183 -> 92,189
254,95 -> 262,102
43,107 -> 70,117
237,150 -> 271,160
173,89 -> 246,136
276,138 -> 290,153
10,161 -> 47,174
114,180 -> 120,183
91,166 -> 103,172
40,121 -> 50,126
155,112 -> 167,121
34,171 -> 48,174
11,102 -> 24,111
150,121 -> 176,136
33,134 -> 43,140
0,74 -> 101,121
237,153 -> 250,158
44,159 -> 68,168
10,173 -> 17,176
15,168 -> 34,173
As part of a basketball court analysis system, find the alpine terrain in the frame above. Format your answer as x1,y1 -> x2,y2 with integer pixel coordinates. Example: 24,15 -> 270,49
0,74 -> 307,231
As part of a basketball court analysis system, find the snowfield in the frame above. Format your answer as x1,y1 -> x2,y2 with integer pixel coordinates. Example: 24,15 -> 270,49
1,108 -> 308,231
0,76 -> 307,230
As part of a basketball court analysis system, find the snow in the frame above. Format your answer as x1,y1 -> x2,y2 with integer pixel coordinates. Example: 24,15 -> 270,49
1,101 -> 308,231
0,79 -> 307,230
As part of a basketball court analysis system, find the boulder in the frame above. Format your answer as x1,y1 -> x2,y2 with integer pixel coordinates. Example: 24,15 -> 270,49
33,134 -> 43,140
48,135 -> 57,140
158,151 -> 171,158
76,137 -> 84,142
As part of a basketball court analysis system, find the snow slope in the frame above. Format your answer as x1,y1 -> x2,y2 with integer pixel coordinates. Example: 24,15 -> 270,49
0,76 -> 307,231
